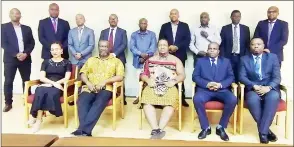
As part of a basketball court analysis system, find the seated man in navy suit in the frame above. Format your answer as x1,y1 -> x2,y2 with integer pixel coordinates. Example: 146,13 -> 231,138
239,38 -> 281,144
192,42 -> 237,141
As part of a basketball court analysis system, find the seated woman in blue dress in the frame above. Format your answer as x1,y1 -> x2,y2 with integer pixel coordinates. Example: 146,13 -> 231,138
28,42 -> 72,133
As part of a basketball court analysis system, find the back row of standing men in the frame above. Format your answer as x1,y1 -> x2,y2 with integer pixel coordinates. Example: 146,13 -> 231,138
1,3 -> 288,111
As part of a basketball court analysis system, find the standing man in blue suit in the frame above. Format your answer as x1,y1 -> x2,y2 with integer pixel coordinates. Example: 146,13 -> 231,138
38,3 -> 70,59
253,6 -> 289,67
192,42 -> 236,141
159,9 -> 191,107
1,8 -> 35,112
99,14 -> 128,105
220,10 -> 250,82
239,38 -> 281,144
68,14 -> 95,68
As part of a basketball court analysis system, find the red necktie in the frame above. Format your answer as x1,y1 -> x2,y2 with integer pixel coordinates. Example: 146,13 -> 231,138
108,29 -> 114,53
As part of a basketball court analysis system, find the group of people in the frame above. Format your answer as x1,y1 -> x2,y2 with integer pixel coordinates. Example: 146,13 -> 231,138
1,2 -> 288,144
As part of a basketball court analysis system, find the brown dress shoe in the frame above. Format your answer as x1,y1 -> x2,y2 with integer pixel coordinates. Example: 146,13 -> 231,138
3,104 -> 12,112
133,98 -> 139,104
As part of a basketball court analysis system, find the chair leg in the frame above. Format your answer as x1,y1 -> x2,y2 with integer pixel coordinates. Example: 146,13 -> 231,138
139,109 -> 143,130
239,107 -> 244,134
233,107 -> 237,135
63,103 -> 68,128
25,104 -> 29,128
74,102 -> 79,128
191,107 -> 195,133
178,106 -> 182,131
121,98 -> 124,119
285,111 -> 289,139
112,106 -> 116,131
275,115 -> 279,125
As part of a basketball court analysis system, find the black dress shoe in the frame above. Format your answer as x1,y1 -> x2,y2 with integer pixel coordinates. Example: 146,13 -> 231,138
259,133 -> 269,144
3,104 -> 12,112
216,127 -> 229,141
268,130 -> 278,142
133,98 -> 139,104
198,128 -> 211,139
124,100 -> 127,105
82,131 -> 92,137
182,99 -> 189,107
71,130 -> 83,136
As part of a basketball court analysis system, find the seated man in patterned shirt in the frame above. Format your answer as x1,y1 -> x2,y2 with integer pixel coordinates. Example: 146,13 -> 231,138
71,40 -> 124,136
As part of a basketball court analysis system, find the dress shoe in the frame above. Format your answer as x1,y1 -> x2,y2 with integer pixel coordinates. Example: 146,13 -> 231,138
182,99 -> 189,107
216,127 -> 229,141
268,130 -> 278,142
71,130 -> 83,136
133,98 -> 139,104
198,128 -> 211,139
3,104 -> 12,112
259,133 -> 269,144
82,131 -> 92,137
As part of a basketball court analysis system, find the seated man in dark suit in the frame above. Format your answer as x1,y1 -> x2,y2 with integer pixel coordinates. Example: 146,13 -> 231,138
239,38 -> 281,144
192,42 -> 237,141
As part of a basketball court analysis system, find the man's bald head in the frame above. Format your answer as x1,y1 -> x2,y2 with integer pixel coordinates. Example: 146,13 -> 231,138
49,3 -> 59,18
200,12 -> 210,26
9,8 -> 21,22
207,42 -> 220,58
267,6 -> 279,21
250,38 -> 265,55
169,9 -> 179,23
76,14 -> 85,27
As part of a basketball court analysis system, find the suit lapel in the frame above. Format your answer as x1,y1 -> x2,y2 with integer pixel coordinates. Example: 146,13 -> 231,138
105,28 -> 110,40
205,57 -> 213,80
114,28 -> 120,47
174,22 -> 181,44
269,19 -> 280,42
79,27 -> 87,44
264,20 -> 269,42
239,25 -> 244,46
8,22 -> 19,49
56,19 -> 61,35
249,55 -> 259,80
167,23 -> 173,44
261,53 -> 267,79
228,25 -> 233,50
47,18 -> 56,34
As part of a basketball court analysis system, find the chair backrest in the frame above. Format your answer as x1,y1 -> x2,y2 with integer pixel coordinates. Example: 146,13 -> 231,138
70,65 -> 78,80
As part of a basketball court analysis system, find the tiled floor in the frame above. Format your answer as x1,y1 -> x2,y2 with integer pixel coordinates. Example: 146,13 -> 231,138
2,95 -> 293,145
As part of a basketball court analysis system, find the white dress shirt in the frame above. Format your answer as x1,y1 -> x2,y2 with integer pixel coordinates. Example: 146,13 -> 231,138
170,22 -> 179,43
190,24 -> 222,55
108,26 -> 117,44
232,23 -> 240,54
13,24 -> 24,53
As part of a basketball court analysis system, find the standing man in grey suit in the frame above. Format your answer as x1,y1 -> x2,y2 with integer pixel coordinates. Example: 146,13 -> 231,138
99,14 -> 128,105
68,14 -> 95,68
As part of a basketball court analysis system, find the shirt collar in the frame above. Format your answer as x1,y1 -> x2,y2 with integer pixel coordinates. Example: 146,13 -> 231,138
170,21 -> 179,26
110,26 -> 117,31
78,25 -> 85,30
137,30 -> 149,34
50,17 -> 58,21
96,53 -> 115,60
232,23 -> 240,28
199,24 -> 210,28
209,56 -> 218,62
268,19 -> 277,23
12,23 -> 21,27
252,53 -> 263,60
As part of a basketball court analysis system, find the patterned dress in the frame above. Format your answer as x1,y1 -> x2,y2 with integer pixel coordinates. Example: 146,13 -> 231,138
139,59 -> 179,108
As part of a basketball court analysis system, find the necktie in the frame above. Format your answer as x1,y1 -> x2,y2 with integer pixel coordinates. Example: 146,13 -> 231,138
52,18 -> 57,33
211,58 -> 217,79
109,29 -> 114,53
254,56 -> 262,80
78,27 -> 82,42
267,22 -> 274,47
232,25 -> 238,53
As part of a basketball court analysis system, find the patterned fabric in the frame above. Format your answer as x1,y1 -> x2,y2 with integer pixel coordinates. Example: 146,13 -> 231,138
79,54 -> 124,92
139,59 -> 179,108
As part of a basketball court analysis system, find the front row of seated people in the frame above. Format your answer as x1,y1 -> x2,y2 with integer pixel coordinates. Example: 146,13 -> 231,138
27,38 -> 281,144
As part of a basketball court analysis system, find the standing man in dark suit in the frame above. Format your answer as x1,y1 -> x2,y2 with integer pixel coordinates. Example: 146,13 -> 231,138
99,14 -> 128,105
192,42 -> 236,141
38,3 -> 70,59
1,8 -> 35,112
239,38 -> 281,144
220,10 -> 250,82
159,9 -> 190,107
253,6 -> 289,67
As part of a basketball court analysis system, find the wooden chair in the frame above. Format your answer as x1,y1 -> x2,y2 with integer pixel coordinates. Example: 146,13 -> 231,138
24,65 -> 78,128
238,83 -> 289,138
191,82 -> 238,134
138,81 -> 182,131
74,81 -> 124,130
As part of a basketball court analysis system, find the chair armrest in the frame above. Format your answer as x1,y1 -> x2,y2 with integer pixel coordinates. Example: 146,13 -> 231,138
280,84 -> 288,105
64,79 -> 76,89
25,79 -> 41,88
74,81 -> 83,88
231,83 -> 238,97
239,83 -> 245,108
113,81 -> 123,89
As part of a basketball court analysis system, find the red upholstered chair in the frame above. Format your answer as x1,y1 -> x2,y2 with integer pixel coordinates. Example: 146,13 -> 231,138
238,83 -> 289,138
191,82 -> 238,134
24,65 -> 78,128
73,80 -> 124,130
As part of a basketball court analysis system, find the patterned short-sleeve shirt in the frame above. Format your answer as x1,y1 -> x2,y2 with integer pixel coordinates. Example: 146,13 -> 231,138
80,54 -> 124,92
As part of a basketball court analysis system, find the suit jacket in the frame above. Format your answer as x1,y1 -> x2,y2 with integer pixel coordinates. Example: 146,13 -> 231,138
253,19 -> 289,61
192,56 -> 235,92
220,24 -> 250,58
159,21 -> 191,61
68,26 -> 95,65
1,22 -> 35,63
99,27 -> 128,64
239,53 -> 281,92
38,17 -> 70,59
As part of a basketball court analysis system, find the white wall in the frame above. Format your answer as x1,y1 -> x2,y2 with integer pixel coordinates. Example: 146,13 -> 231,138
1,1 -> 293,99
